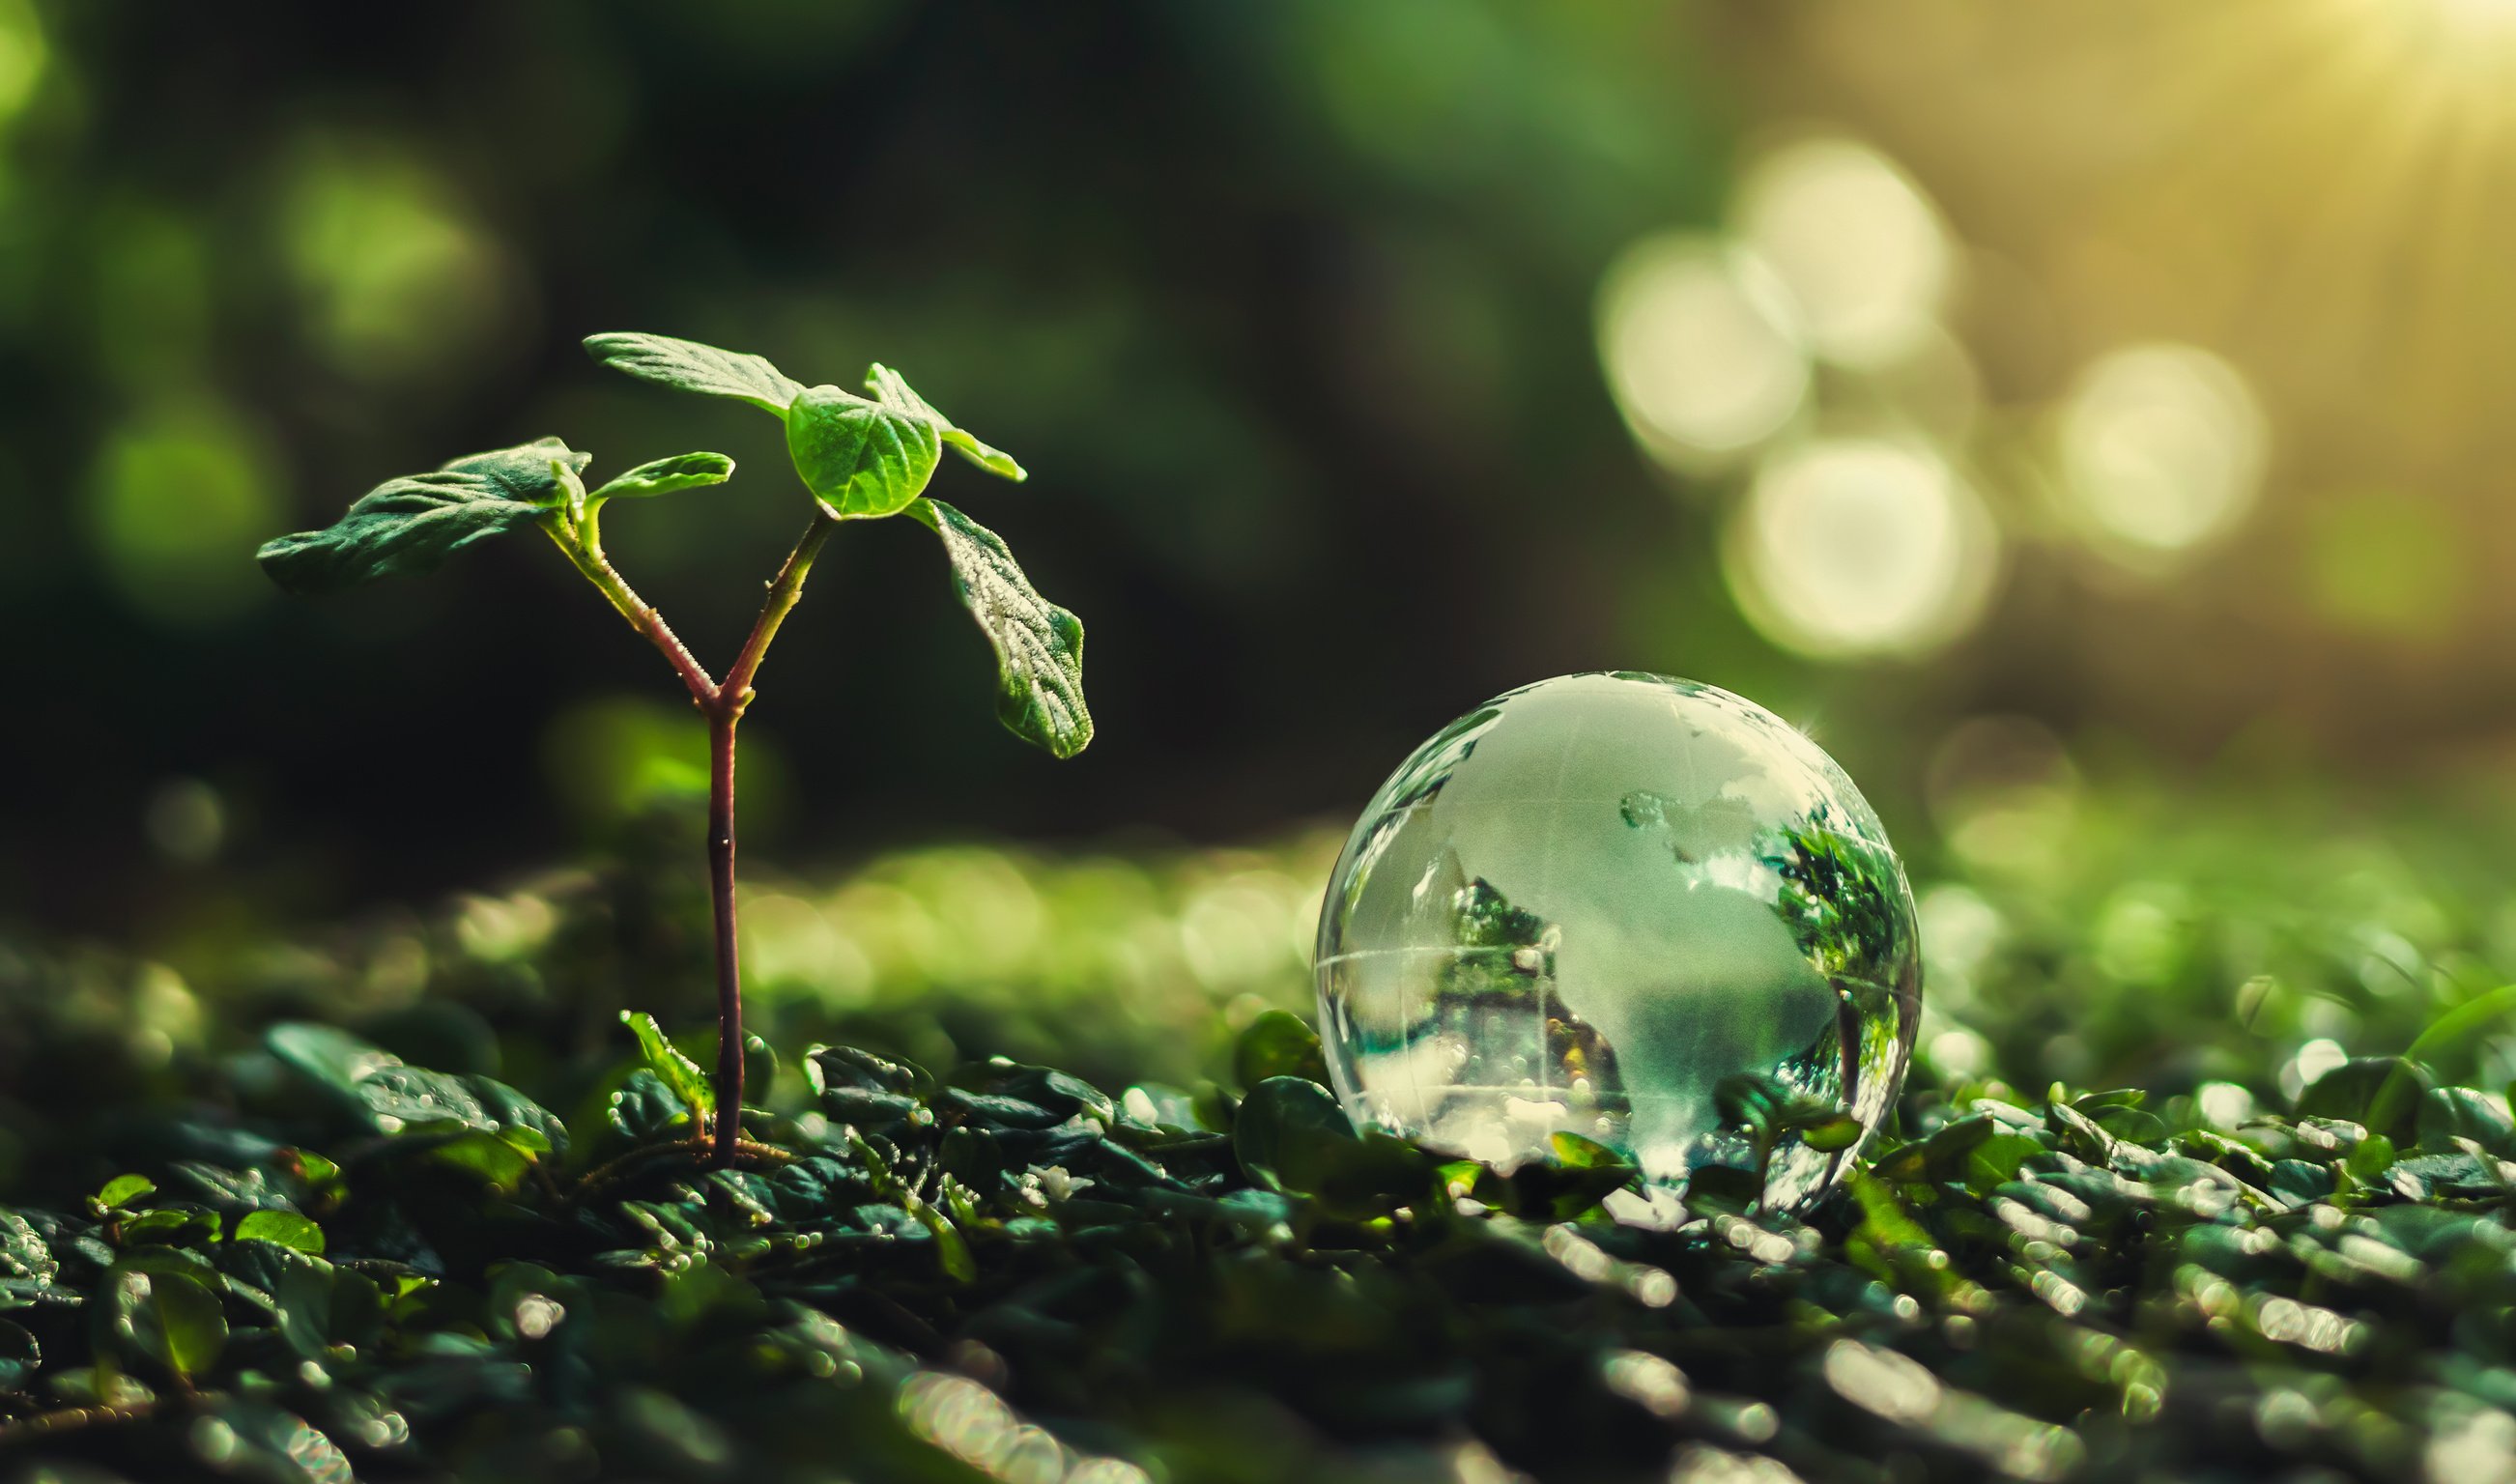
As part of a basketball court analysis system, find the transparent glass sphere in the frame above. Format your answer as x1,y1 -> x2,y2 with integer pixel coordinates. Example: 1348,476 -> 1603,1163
1315,672 -> 1921,1209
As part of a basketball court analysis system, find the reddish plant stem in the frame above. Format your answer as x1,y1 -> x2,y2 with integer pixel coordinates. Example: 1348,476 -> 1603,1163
707,708 -> 743,1167
554,507 -> 840,1167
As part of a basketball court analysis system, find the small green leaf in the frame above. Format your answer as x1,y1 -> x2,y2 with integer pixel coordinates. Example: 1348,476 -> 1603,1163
609,1070 -> 695,1143
258,438 -> 588,594
585,332 -> 803,414
782,366 -> 1024,520
1799,1114 -> 1866,1153
1233,1076 -> 1357,1195
1684,1164 -> 1761,1218
235,1211 -> 326,1256
866,364 -> 1025,480
785,384 -> 939,519
95,1175 -> 157,1213
588,451 -> 735,503
623,1011 -> 715,1116
909,498 -> 1092,758
98,1264 -> 226,1380
266,1023 -> 401,1096
1714,1073 -> 1787,1135
1233,1011 -> 1329,1091
2419,1087 -> 2516,1157
200,1400 -> 357,1484
0,1318 -> 38,1391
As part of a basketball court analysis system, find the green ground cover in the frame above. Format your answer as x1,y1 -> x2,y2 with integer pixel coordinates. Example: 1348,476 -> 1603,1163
4,777 -> 2516,1483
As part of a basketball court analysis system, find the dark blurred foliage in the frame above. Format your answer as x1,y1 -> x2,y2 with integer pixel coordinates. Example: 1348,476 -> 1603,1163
0,0 -> 1772,935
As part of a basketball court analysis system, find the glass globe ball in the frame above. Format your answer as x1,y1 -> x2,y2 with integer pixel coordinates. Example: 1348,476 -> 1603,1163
1315,672 -> 1920,1210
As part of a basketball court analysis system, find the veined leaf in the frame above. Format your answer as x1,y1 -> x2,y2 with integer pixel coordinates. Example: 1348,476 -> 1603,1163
785,384 -> 939,519
98,1264 -> 226,1381
909,498 -> 1091,758
623,1010 -> 715,1116
784,365 -> 1024,520
235,1211 -> 326,1256
587,451 -> 734,503
258,438 -> 587,594
867,364 -> 1024,480
584,332 -> 803,414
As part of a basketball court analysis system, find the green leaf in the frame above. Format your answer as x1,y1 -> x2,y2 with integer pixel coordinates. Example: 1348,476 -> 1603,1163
623,1011 -> 716,1116
235,1211 -> 326,1255
0,1318 -> 37,1391
806,1044 -> 930,1128
1714,1073 -> 1787,1135
867,364 -> 1025,480
785,384 -> 939,519
2418,1086 -> 2516,1157
1229,1075 -> 1427,1216
908,498 -> 1092,758
199,1400 -> 356,1484
351,1064 -> 569,1181
95,1174 -> 157,1213
584,331 -> 803,414
2298,1055 -> 2429,1143
98,1264 -> 226,1380
609,1070 -> 695,1143
1684,1163 -> 1761,1218
782,366 -> 1024,520
267,1023 -> 401,1095
1799,1114 -> 1865,1153
588,451 -> 735,503
258,438 -> 586,594
1233,1011 -> 1329,1091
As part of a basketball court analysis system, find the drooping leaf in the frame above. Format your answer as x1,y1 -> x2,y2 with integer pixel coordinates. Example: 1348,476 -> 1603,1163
258,438 -> 587,594
623,1010 -> 715,1116
587,451 -> 735,503
909,498 -> 1091,758
584,332 -> 803,414
866,364 -> 1025,479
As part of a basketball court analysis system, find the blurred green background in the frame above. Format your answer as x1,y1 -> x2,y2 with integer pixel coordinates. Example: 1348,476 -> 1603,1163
9,0 -> 2516,1109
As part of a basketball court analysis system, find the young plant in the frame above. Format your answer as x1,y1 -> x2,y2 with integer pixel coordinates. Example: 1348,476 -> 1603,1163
256,333 -> 1091,1165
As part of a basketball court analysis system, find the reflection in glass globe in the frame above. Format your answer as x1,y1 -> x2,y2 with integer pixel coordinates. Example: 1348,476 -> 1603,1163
1314,672 -> 1921,1210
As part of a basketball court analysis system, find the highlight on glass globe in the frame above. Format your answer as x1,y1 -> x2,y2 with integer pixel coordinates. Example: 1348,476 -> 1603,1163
1315,671 -> 1921,1209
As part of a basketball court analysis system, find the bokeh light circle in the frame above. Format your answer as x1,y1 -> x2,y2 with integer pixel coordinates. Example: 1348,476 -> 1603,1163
1735,137 -> 1953,370
2058,342 -> 2268,557
1725,439 -> 1999,659
1597,233 -> 1810,470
